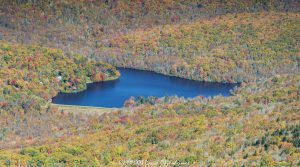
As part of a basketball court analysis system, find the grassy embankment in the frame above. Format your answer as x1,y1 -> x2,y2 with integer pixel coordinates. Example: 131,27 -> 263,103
51,104 -> 119,115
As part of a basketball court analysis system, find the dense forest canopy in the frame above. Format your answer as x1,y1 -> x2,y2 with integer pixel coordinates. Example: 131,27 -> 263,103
0,0 -> 299,82
0,42 -> 119,111
0,0 -> 299,166
99,12 -> 299,82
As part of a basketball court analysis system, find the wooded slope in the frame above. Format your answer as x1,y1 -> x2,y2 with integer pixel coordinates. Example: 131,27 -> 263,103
1,0 -> 299,82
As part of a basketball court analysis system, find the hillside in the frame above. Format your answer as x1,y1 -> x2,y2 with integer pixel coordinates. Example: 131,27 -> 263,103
0,41 -> 119,110
99,12 -> 300,83
0,42 -> 120,149
0,1 -> 299,83
0,75 -> 299,166
0,0 -> 299,166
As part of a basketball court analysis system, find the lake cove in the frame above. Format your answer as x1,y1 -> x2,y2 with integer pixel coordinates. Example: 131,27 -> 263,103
52,68 -> 238,108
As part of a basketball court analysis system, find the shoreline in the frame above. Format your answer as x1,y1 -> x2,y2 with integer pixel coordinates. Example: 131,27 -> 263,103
51,103 -> 120,110
116,67 -> 242,84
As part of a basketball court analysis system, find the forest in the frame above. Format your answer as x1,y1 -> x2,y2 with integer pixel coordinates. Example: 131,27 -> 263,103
0,1 -> 299,83
0,0 -> 299,166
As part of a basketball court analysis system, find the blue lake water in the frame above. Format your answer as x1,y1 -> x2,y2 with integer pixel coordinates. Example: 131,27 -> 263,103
52,68 -> 238,108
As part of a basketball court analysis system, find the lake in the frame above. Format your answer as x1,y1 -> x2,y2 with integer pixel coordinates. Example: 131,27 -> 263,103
52,68 -> 238,108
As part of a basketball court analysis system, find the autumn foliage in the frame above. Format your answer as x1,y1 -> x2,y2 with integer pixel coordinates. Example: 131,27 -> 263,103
0,0 -> 299,166
0,42 -> 119,112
